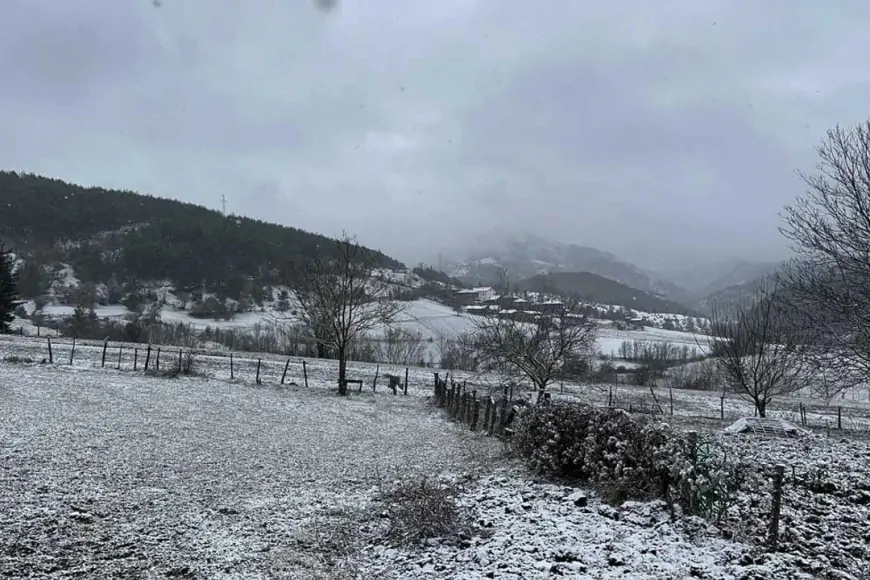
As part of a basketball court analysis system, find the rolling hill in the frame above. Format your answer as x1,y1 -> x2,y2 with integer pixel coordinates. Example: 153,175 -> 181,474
0,171 -> 403,299
445,233 -> 693,305
516,272 -> 702,316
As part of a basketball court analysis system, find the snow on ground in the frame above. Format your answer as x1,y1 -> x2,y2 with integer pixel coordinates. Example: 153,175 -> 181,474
0,355 -> 827,579
711,433 -> 870,578
597,325 -> 713,357
41,304 -> 132,318
361,475 -> 809,580
0,361 -> 499,579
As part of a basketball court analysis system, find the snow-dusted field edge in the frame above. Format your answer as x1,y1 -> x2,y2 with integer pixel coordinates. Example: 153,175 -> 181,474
5,357 -> 864,578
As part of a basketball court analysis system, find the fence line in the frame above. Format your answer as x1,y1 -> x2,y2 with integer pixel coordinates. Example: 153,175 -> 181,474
1,335 -> 419,396
431,373 -> 522,440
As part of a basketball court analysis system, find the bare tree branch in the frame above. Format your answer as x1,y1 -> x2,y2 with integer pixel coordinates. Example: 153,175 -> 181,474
780,122 -> 870,381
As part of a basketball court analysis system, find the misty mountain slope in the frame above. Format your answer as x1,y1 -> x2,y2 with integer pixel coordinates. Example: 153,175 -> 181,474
693,262 -> 785,315
695,260 -> 783,298
447,232 -> 693,304
0,171 -> 403,296
516,272 -> 702,316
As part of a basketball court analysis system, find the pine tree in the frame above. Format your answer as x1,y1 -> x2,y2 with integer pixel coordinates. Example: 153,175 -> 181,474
0,244 -> 23,333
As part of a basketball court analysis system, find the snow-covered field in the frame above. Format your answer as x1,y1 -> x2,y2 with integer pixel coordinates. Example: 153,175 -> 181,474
15,298 -> 714,363
2,343 -> 869,578
597,325 -> 714,357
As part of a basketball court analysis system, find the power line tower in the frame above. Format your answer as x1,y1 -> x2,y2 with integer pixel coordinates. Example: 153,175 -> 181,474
220,195 -> 227,216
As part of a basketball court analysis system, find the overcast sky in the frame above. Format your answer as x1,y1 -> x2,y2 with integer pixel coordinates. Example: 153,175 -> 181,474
2,0 -> 869,270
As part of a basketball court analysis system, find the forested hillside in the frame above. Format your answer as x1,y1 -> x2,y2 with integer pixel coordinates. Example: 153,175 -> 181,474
0,171 -> 403,298
517,271 -> 701,316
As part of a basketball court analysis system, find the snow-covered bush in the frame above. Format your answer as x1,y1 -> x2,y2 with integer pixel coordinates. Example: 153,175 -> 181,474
512,404 -> 743,519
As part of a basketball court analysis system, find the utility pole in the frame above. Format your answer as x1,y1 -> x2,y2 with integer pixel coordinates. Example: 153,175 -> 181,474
220,194 -> 227,216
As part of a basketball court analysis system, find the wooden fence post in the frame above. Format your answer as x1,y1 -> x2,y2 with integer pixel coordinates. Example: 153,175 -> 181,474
178,349 -> 183,370
454,384 -> 463,420
302,360 -> 309,387
230,353 -> 235,379
47,337 -> 53,364
256,358 -> 262,385
144,345 -> 151,371
155,348 -> 161,372
69,338 -> 76,365
281,358 -> 290,385
134,348 -> 138,371
489,401 -> 498,436
471,391 -> 479,431
404,367 -> 409,395
720,396 -> 725,421
101,341 -> 108,368
373,365 -> 380,391
838,406 -> 842,430
117,346 -> 123,370
766,465 -> 785,551
669,388 -> 674,415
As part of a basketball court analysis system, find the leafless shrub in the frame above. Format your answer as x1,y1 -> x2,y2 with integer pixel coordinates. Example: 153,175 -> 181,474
668,359 -> 720,391
377,478 -> 474,546
378,327 -> 426,365
145,350 -> 198,379
439,332 -> 480,371
276,509 -> 364,580
3,355 -> 37,364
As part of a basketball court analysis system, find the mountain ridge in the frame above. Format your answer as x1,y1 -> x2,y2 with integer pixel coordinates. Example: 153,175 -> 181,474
444,233 -> 692,302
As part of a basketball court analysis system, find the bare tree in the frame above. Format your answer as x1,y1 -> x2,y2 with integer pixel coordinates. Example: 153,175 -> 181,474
710,277 -> 811,417
285,233 -> 404,395
473,301 -> 598,402
780,122 -> 870,384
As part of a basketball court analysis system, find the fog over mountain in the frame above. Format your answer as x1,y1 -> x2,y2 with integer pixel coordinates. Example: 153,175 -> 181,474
3,0 -> 870,270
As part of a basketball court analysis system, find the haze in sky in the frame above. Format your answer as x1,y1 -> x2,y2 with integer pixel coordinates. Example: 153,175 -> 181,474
2,0 -> 868,270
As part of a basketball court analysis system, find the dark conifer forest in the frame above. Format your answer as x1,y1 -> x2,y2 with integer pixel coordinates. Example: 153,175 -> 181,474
0,171 -> 403,299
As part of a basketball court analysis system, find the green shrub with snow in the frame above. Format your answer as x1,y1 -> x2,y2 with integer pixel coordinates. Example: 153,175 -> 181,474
513,404 -> 744,519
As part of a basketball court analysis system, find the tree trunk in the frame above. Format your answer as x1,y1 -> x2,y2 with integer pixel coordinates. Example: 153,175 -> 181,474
536,382 -> 547,405
756,398 -> 767,418
317,342 -> 327,359
337,348 -> 348,396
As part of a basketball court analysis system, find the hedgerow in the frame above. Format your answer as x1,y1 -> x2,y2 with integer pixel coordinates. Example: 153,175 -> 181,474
512,403 -> 745,520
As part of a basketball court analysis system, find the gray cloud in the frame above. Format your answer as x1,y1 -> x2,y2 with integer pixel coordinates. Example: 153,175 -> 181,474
2,0 -> 870,271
